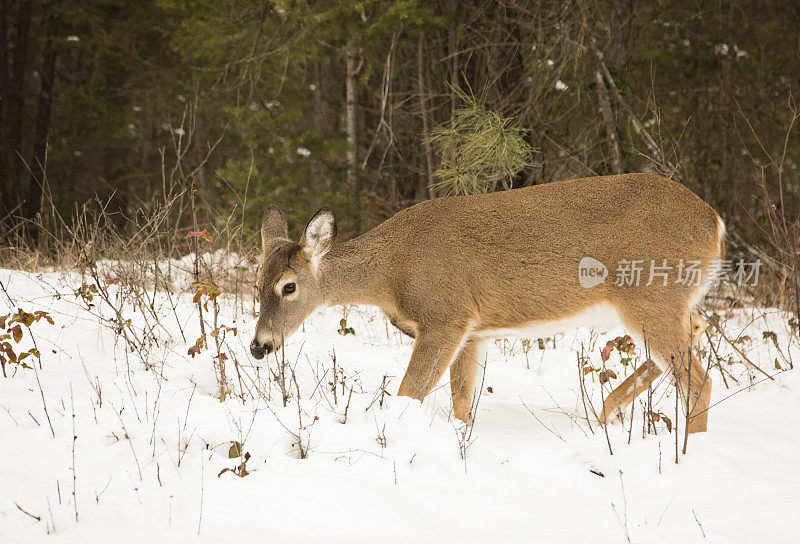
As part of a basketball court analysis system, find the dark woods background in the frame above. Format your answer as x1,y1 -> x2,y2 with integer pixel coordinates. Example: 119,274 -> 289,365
1,0 -> 799,299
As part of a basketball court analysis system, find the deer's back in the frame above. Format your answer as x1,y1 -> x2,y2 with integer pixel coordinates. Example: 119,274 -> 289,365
358,174 -> 722,329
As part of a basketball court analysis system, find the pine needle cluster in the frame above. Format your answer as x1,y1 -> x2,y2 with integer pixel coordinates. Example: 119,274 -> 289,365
430,85 -> 533,196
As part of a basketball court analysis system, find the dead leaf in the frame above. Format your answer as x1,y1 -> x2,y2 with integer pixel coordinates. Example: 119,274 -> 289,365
601,341 -> 613,362
186,229 -> 213,243
228,441 -> 243,458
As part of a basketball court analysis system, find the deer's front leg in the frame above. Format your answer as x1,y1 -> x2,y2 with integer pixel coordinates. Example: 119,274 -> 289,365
450,338 -> 486,423
397,326 -> 467,402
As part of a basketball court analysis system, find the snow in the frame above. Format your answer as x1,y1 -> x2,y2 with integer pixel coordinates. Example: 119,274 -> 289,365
714,43 -> 747,59
0,268 -> 798,543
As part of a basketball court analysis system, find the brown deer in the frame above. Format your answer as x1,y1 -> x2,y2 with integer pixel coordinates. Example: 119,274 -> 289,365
250,173 -> 724,433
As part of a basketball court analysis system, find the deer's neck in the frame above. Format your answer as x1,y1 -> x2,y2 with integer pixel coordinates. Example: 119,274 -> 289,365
318,232 -> 390,309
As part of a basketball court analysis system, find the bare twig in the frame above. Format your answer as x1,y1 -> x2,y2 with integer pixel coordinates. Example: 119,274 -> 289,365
70,384 -> 78,522
15,502 -> 41,522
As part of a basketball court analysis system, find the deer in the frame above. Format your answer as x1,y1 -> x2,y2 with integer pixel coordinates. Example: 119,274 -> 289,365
250,173 -> 724,434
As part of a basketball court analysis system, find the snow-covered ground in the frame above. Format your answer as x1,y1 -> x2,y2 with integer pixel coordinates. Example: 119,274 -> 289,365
0,268 -> 798,543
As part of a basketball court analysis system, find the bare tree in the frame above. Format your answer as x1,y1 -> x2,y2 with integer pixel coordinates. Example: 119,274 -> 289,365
346,46 -> 362,233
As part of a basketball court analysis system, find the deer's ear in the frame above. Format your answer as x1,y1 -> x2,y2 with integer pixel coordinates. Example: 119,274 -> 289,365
261,205 -> 288,257
300,207 -> 336,266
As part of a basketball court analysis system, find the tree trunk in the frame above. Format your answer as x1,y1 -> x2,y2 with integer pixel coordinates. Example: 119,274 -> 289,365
609,0 -> 634,161
1,0 -> 32,227
575,0 -> 625,175
25,36 -> 57,237
447,14 -> 458,123
8,0 -> 31,193
719,0 -> 737,204
192,68 -> 211,221
416,32 -> 434,201
0,0 -> 7,92
313,60 -> 330,137
594,70 -> 624,174
0,0 -> 9,216
345,47 -> 361,233
609,0 -> 635,74
193,111 -> 211,220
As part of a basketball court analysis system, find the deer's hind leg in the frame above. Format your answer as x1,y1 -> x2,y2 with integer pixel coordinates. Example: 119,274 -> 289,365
450,338 -> 487,423
681,313 -> 713,433
603,310 -> 711,433
601,358 -> 663,424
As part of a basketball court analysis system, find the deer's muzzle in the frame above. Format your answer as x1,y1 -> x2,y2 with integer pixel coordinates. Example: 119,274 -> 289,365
250,339 -> 273,359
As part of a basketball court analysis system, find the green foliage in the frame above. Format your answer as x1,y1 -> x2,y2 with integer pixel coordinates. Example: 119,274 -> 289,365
430,85 -> 533,196
3,0 -> 798,254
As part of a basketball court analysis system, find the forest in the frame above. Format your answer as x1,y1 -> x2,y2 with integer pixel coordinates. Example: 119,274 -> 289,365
1,1 -> 798,280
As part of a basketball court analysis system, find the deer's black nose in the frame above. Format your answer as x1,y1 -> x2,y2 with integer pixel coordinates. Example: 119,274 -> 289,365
250,340 -> 272,359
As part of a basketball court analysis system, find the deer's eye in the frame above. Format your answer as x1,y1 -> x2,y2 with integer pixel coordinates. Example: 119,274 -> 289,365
282,282 -> 296,296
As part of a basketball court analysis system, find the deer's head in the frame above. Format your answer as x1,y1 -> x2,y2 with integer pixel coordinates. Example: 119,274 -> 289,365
250,205 -> 336,359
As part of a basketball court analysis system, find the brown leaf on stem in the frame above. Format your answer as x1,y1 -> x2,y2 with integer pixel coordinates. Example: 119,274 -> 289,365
601,341 -> 613,362
186,229 -> 213,243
